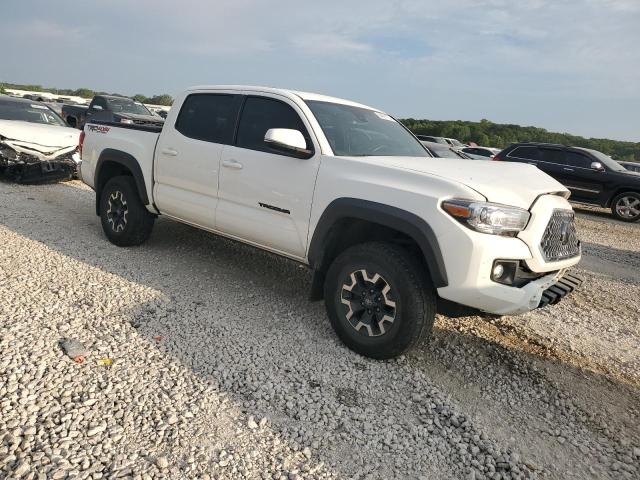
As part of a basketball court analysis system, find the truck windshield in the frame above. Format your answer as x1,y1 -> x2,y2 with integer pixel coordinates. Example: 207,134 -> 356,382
305,100 -> 429,157
106,98 -> 152,116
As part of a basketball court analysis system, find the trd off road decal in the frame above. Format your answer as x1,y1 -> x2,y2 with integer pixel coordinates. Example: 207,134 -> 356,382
87,125 -> 111,134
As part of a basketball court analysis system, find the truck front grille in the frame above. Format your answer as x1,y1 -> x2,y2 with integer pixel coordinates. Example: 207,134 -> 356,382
540,210 -> 580,262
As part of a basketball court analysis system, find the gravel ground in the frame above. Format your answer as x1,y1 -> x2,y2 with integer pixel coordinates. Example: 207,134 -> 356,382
1,180 -> 638,480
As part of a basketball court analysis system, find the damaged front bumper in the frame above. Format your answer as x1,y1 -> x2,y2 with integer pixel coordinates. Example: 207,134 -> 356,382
0,141 -> 79,184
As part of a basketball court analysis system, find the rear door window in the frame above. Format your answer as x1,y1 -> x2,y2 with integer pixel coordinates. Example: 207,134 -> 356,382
236,96 -> 311,154
540,149 -> 567,165
508,146 -> 540,161
175,93 -> 242,144
565,152 -> 592,168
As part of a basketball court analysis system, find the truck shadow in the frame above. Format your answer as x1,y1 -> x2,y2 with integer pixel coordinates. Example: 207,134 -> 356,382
1,180 -> 639,479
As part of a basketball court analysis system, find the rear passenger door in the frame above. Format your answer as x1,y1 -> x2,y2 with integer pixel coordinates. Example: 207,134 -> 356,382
154,93 -> 242,229
216,94 -> 320,259
536,148 -> 569,183
554,151 -> 604,202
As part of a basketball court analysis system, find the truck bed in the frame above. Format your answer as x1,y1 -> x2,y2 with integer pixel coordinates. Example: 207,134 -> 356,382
81,121 -> 161,209
88,120 -> 164,134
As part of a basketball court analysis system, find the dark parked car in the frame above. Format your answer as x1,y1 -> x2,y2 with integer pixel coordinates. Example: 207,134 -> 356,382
461,146 -> 501,158
62,95 -> 164,129
496,143 -> 640,222
61,104 -> 89,128
619,161 -> 640,173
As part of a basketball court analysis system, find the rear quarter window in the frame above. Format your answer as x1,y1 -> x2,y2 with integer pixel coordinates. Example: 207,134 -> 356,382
508,146 -> 540,161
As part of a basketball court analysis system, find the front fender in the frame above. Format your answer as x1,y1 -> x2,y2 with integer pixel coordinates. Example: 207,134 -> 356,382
308,197 -> 448,290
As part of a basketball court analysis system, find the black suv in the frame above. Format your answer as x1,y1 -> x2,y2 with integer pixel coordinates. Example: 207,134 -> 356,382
496,143 -> 640,222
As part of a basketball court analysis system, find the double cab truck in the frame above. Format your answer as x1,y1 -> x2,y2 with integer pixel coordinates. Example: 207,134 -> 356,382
79,85 -> 582,359
63,95 -> 164,130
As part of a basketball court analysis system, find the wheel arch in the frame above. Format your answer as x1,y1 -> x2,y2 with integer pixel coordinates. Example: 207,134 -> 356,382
307,198 -> 448,301
94,149 -> 148,215
605,187 -> 640,208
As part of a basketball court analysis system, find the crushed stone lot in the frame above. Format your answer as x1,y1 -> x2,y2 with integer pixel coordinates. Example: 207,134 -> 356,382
1,180 -> 639,480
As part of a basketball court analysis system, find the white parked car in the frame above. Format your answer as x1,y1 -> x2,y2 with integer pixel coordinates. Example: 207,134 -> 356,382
0,96 -> 80,183
462,146 -> 502,159
80,85 -> 582,358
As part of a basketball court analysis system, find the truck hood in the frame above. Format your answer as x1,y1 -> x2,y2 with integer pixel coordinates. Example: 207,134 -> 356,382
370,156 -> 568,209
0,120 -> 80,156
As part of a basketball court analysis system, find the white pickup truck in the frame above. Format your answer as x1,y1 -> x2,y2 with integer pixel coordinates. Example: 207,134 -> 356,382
80,85 -> 582,359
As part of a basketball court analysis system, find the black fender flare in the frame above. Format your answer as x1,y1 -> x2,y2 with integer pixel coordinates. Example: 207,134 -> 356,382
94,148 -> 149,215
307,198 -> 448,296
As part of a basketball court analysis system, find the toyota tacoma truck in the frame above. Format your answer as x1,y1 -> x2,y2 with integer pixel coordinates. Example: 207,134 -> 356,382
79,85 -> 582,359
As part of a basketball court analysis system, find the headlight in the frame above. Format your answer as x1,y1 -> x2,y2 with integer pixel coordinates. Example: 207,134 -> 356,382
120,118 -> 134,124
442,199 -> 530,236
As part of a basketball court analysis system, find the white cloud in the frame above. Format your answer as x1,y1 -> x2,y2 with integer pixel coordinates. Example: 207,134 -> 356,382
1,0 -> 638,139
292,33 -> 372,56
4,19 -> 90,41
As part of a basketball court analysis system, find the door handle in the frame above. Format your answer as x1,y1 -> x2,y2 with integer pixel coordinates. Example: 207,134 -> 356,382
161,148 -> 178,156
563,167 -> 574,172
222,159 -> 243,170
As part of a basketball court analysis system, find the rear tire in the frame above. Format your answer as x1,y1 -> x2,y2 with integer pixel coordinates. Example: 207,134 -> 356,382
100,176 -> 155,246
611,192 -> 640,222
323,242 -> 436,359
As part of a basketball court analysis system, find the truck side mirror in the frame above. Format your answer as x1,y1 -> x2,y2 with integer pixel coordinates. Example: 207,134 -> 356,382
92,105 -> 103,111
264,128 -> 313,159
591,161 -> 604,171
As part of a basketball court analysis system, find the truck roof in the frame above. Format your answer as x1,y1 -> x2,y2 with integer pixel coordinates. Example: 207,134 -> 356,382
185,85 -> 378,112
96,95 -> 137,101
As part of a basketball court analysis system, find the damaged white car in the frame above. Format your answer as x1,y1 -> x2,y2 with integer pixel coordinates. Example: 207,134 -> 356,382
0,96 -> 80,183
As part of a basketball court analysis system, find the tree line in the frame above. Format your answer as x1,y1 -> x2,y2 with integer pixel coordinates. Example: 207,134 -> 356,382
400,118 -> 639,162
0,82 -> 173,106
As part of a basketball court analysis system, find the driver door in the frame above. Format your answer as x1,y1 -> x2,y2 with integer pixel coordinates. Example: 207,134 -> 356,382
216,94 -> 320,259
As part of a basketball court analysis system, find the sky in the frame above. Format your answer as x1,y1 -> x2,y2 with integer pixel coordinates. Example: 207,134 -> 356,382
1,0 -> 639,141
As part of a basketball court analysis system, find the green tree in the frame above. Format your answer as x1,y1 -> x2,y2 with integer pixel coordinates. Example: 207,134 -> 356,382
73,88 -> 94,99
146,94 -> 173,106
399,118 -> 640,161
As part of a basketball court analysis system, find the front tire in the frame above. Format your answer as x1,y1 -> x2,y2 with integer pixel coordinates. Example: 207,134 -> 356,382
100,176 -> 155,246
611,192 -> 640,222
324,242 -> 436,359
